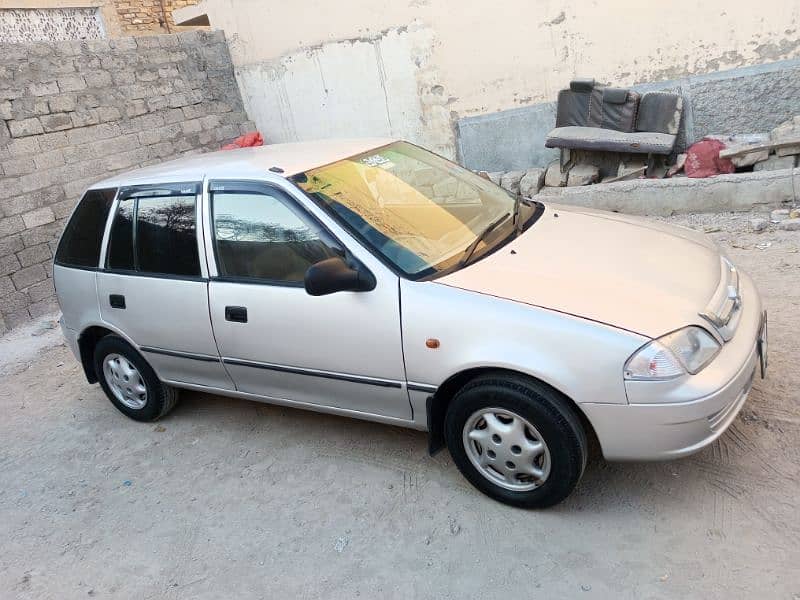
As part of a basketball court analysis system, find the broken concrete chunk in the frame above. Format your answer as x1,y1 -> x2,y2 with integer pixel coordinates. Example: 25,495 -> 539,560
499,170 -> 525,195
777,218 -> 800,231
770,208 -> 790,222
667,153 -> 687,177
750,217 -> 768,232
519,167 -> 545,197
754,155 -> 796,171
775,145 -> 800,158
544,162 -> 567,187
567,164 -> 600,186
790,208 -> 800,219
730,133 -> 770,145
727,146 -> 769,167
770,121 -> 799,142
487,171 -> 503,186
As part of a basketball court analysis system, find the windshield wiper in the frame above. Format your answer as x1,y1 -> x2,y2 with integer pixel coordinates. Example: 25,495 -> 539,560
512,194 -> 524,234
458,212 -> 511,268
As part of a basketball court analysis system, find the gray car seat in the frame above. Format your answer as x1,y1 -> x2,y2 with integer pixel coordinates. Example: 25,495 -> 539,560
546,80 -> 682,155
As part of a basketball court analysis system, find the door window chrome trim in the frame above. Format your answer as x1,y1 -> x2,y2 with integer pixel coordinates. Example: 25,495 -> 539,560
101,269 -> 209,283
140,346 -> 221,363
209,275 -> 306,288
222,356 -> 403,389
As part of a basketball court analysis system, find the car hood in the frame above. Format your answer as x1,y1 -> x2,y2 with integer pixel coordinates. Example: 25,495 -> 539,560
437,203 -> 722,338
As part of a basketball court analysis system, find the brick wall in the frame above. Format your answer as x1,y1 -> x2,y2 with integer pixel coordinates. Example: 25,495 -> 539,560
0,30 -> 255,333
115,0 -> 200,34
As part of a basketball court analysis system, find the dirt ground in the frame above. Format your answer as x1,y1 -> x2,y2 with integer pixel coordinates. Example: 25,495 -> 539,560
1,210 -> 799,600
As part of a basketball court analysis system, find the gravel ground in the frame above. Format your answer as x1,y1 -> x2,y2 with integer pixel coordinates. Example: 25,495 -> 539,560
1,211 -> 799,600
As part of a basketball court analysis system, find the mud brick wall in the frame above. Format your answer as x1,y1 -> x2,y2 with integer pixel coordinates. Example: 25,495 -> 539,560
116,0 -> 200,34
0,30 -> 255,333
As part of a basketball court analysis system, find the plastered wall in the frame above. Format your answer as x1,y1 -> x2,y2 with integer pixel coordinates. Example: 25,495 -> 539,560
179,0 -> 800,157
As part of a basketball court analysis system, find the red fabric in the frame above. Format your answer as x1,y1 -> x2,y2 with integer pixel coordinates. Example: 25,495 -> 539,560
221,131 -> 264,150
684,138 -> 734,178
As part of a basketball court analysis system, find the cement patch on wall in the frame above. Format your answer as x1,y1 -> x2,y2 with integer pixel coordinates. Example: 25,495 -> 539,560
235,24 -> 454,158
458,58 -> 800,172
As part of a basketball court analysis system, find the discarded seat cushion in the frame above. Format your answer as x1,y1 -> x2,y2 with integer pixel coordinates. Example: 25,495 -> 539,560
590,87 -> 640,132
555,88 -> 593,128
636,92 -> 683,135
545,126 -> 677,154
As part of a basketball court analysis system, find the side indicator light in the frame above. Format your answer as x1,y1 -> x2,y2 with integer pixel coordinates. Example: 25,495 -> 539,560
426,338 -> 440,349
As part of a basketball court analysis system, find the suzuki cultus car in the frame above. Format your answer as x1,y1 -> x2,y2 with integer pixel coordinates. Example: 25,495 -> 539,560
54,139 -> 767,507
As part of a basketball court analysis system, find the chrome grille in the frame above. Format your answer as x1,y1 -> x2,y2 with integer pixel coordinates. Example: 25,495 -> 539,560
700,257 -> 741,341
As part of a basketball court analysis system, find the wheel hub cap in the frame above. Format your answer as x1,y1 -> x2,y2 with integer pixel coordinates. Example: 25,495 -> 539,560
103,353 -> 147,410
462,408 -> 551,491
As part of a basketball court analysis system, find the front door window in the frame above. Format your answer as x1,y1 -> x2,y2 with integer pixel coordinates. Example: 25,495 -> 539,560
210,185 -> 342,284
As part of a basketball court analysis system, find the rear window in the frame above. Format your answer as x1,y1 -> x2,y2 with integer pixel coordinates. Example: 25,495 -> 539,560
55,188 -> 117,269
105,183 -> 201,277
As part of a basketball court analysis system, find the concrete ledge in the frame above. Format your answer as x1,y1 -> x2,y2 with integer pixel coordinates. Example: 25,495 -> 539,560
536,168 -> 798,216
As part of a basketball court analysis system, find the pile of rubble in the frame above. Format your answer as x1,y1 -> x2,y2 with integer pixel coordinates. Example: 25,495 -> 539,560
480,167 -> 547,197
715,116 -> 800,172
759,207 -> 800,232
480,115 -> 800,197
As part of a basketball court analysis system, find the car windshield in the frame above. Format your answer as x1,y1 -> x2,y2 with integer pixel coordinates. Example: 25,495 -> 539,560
292,141 -> 537,279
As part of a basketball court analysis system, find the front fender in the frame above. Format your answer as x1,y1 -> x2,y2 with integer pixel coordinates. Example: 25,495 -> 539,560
401,280 -> 645,408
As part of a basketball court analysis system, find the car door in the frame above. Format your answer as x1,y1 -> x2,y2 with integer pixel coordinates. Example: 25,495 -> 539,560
204,179 -> 411,420
96,182 -> 234,390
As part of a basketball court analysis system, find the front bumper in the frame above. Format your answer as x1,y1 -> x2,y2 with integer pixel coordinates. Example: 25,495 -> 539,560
581,272 -> 764,461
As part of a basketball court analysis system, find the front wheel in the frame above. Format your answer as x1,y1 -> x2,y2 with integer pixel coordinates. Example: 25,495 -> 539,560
93,335 -> 179,421
444,373 -> 587,508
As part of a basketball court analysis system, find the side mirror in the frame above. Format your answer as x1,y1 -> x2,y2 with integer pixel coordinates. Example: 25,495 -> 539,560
304,256 -> 376,296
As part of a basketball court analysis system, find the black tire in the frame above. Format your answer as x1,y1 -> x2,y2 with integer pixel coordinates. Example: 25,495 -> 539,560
93,335 -> 179,422
444,372 -> 587,508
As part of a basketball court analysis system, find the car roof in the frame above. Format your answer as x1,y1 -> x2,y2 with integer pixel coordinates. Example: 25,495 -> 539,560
89,137 -> 397,189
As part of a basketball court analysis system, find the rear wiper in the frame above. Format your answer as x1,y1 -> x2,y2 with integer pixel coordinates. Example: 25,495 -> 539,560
458,212 -> 511,267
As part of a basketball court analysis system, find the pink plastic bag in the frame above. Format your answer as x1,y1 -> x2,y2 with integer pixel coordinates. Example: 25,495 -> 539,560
684,138 -> 734,178
221,131 -> 264,150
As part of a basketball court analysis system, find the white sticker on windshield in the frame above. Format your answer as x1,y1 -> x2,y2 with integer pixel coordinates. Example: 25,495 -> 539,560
361,154 -> 391,168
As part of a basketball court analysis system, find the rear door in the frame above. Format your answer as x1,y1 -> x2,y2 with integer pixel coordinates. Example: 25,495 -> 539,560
204,180 -> 410,419
96,182 -> 233,390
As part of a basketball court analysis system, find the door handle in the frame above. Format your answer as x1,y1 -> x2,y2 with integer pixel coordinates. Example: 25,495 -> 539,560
225,306 -> 248,323
109,294 -> 126,309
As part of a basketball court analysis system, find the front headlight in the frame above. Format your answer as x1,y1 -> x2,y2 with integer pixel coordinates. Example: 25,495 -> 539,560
624,326 -> 721,380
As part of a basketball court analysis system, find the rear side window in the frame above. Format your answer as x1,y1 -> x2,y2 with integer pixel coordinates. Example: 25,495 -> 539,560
105,183 -> 200,277
55,188 -> 117,268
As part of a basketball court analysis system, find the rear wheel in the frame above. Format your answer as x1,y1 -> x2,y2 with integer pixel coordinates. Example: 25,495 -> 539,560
445,373 -> 587,508
93,335 -> 179,421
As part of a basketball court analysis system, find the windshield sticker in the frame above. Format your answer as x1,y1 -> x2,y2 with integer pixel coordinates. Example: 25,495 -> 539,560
360,154 -> 394,169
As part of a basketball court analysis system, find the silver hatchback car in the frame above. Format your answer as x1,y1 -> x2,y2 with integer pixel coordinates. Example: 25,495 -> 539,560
54,139 -> 767,508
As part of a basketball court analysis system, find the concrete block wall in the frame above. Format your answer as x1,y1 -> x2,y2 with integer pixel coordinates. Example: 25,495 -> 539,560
0,30 -> 255,333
